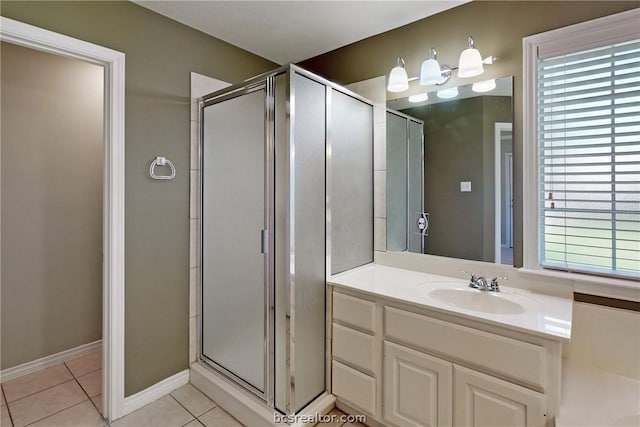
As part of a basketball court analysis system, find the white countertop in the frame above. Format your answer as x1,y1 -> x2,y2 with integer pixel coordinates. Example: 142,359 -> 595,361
328,263 -> 573,340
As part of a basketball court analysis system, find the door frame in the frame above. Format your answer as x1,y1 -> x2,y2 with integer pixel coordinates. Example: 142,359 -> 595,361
505,152 -> 514,249
494,122 -> 512,264
0,17 -> 126,421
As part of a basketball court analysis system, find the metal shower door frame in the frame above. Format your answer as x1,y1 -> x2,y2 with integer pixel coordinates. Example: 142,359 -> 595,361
198,76 -> 276,406
386,108 -> 425,253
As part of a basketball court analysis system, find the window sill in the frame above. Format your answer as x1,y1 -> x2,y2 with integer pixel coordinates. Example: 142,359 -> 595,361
518,267 -> 640,302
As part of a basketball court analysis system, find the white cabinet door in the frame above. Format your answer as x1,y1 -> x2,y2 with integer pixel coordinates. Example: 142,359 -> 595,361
383,341 -> 452,427
454,365 -> 546,427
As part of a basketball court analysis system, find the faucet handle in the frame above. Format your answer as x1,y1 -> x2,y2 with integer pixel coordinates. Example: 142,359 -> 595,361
462,270 -> 479,288
462,270 -> 476,279
489,276 -> 507,291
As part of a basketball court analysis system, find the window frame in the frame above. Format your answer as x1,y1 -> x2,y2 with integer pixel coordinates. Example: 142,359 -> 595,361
522,8 -> 640,298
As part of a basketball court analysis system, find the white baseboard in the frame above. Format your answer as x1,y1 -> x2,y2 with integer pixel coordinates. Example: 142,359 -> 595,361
292,393 -> 336,427
190,363 -> 274,426
123,369 -> 189,416
0,340 -> 102,383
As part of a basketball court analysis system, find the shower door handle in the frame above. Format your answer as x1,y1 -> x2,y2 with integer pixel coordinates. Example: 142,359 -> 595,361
261,229 -> 269,254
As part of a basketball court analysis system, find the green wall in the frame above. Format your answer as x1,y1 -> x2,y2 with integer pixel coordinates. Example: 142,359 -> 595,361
302,1 -> 639,266
1,0 -> 277,396
2,42 -> 104,369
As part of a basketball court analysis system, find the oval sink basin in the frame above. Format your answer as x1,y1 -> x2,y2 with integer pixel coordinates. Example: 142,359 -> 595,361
428,288 -> 525,315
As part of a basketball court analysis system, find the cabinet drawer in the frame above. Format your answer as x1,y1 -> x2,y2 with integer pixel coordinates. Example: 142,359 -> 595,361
333,323 -> 376,374
384,306 -> 546,389
332,360 -> 376,415
333,291 -> 376,333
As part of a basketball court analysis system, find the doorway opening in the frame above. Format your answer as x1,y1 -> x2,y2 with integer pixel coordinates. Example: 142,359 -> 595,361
0,17 -> 125,422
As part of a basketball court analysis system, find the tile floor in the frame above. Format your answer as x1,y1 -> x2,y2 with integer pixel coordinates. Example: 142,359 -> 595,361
2,350 -> 103,427
0,351 -> 241,427
1,352 -> 364,427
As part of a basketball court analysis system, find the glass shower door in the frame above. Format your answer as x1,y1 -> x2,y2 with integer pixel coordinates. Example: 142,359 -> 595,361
201,87 -> 270,397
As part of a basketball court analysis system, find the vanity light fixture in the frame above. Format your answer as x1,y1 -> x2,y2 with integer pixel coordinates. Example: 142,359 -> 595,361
419,48 -> 450,86
458,36 -> 485,77
387,36 -> 497,93
387,57 -> 410,92
408,92 -> 429,103
472,78 -> 497,93
437,87 -> 459,99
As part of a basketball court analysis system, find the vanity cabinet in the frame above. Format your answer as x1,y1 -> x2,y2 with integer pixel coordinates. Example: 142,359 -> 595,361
329,287 -> 562,427
331,291 -> 379,416
454,364 -> 545,427
383,341 -> 452,427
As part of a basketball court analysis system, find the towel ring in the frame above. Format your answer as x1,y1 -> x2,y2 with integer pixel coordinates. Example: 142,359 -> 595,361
150,156 -> 176,180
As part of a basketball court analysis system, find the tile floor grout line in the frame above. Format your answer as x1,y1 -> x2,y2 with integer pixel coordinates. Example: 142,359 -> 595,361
72,375 -> 109,426
65,362 -> 101,380
21,398 -> 90,427
187,383 -> 218,411
2,385 -> 16,427
62,361 -> 74,375
169,393 -> 198,422
73,367 -> 102,379
3,377 -> 78,407
84,382 -> 106,423
181,416 -> 202,427
198,407 -> 216,421
75,372 -> 97,399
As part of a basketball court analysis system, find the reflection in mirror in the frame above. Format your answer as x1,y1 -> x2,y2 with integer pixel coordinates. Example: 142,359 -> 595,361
386,76 -> 513,265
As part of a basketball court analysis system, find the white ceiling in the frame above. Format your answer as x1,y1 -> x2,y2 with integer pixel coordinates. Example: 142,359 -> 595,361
133,1 -> 469,65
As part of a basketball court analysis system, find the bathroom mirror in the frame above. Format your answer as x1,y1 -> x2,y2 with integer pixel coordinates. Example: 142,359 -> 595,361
386,76 -> 514,265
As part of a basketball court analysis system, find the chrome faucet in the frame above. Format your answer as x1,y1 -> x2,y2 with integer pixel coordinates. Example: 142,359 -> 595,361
463,271 -> 506,292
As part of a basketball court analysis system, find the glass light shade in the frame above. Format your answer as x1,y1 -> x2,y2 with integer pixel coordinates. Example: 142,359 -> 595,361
458,47 -> 484,78
419,58 -> 442,85
408,93 -> 429,103
472,79 -> 496,93
387,66 -> 409,92
437,87 -> 459,99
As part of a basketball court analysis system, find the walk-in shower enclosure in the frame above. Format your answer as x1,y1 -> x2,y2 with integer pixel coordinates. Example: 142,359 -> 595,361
198,64 -> 374,417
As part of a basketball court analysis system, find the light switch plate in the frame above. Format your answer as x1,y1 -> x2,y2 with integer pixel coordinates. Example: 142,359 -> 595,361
460,181 -> 472,192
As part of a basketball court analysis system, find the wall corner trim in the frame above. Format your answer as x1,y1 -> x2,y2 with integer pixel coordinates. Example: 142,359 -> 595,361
122,369 -> 190,416
0,340 -> 102,383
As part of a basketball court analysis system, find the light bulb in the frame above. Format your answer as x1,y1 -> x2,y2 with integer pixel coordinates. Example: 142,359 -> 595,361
387,57 -> 409,92
419,48 -> 442,86
458,36 -> 484,78
408,93 -> 429,103
472,79 -> 496,93
437,87 -> 459,99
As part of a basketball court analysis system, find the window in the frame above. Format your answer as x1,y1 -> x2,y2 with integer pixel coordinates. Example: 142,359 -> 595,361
523,9 -> 640,282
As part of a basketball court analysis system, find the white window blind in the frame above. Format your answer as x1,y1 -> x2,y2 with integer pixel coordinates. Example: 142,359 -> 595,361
537,38 -> 640,279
